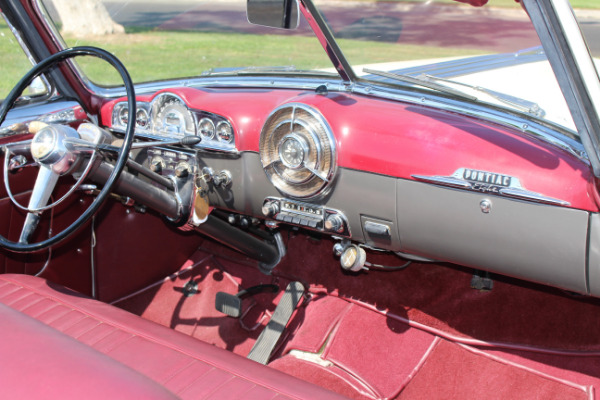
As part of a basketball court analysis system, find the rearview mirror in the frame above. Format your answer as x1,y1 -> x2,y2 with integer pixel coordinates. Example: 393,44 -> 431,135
247,0 -> 299,29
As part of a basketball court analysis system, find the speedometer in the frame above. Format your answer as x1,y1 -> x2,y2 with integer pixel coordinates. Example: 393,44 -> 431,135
151,94 -> 196,138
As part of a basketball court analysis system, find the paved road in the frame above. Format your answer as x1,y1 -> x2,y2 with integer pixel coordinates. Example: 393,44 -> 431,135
102,1 -> 600,56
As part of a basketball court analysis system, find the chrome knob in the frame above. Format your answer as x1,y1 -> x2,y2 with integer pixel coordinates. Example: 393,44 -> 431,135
324,214 -> 344,233
150,156 -> 165,173
175,165 -> 189,178
150,161 -> 162,173
340,245 -> 366,272
262,201 -> 279,217
213,170 -> 232,187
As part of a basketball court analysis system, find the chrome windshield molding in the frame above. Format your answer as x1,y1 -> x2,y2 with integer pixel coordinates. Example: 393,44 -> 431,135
82,75 -> 346,99
350,83 -> 586,162
522,0 -> 600,177
393,47 -> 547,79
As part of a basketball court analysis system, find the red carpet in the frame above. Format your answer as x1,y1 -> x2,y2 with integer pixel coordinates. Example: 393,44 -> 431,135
114,237 -> 600,399
397,340 -> 590,400
270,233 -> 600,352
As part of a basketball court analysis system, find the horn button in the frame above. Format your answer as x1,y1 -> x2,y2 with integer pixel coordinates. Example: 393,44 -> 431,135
31,125 -> 80,175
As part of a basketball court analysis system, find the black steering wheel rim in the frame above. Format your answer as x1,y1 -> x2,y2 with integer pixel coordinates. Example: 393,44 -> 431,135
0,46 -> 136,252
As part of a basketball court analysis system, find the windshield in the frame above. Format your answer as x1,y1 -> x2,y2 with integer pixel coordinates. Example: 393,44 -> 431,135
34,0 -> 600,133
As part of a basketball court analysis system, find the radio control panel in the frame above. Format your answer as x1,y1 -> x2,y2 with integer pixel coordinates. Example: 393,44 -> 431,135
262,197 -> 350,237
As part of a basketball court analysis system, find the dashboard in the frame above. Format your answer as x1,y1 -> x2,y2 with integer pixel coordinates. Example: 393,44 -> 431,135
102,87 -> 598,296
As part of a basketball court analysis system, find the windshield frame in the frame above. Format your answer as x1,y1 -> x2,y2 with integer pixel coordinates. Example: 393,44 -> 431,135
522,0 -> 600,177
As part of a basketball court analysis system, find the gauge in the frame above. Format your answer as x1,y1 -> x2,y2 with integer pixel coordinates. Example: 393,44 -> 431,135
152,94 -> 196,138
216,121 -> 233,143
136,109 -> 149,129
118,107 -> 129,126
199,118 -> 215,140
279,134 -> 308,169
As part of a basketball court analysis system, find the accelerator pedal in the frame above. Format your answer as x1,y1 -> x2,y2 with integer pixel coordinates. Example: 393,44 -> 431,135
215,284 -> 279,318
247,281 -> 305,364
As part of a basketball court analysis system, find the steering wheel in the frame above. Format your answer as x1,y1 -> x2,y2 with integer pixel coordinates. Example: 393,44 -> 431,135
0,47 -> 136,252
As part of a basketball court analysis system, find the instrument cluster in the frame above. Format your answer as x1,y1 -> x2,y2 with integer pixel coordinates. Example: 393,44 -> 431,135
111,92 -> 236,152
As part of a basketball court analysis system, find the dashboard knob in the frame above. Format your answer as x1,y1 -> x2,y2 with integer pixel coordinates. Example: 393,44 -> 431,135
262,201 -> 279,217
340,245 -> 366,272
324,214 -> 344,233
150,161 -> 162,174
175,165 -> 189,178
150,156 -> 165,173
213,170 -> 232,187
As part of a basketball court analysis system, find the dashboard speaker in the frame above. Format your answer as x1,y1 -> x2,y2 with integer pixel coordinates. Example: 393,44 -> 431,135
260,103 -> 336,198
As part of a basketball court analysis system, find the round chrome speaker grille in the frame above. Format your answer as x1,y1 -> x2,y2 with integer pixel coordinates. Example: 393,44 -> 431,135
260,103 -> 336,198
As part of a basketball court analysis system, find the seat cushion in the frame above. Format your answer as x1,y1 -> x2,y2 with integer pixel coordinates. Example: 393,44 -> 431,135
0,303 -> 178,400
0,274 -> 346,399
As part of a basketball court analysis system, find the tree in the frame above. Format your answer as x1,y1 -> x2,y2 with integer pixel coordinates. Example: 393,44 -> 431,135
50,0 -> 125,37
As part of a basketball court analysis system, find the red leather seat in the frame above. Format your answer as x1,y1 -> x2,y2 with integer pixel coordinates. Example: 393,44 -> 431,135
0,274 -> 345,399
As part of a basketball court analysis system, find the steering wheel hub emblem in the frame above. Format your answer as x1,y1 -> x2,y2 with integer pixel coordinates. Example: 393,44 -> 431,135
30,127 -> 56,160
31,124 -> 79,174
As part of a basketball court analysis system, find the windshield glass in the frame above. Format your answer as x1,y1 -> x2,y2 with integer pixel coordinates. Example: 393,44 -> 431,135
36,0 -> 600,133
38,0 -> 334,84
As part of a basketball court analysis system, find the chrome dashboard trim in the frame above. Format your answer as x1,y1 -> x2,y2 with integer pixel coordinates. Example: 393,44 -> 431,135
263,196 -> 351,237
498,187 -> 570,206
0,101 -> 83,137
413,168 -> 571,207
111,94 -> 238,153
260,102 -> 338,199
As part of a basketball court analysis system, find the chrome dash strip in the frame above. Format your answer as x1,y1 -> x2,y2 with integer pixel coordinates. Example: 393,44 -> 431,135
412,175 -> 472,189
498,187 -> 570,206
412,172 -> 571,207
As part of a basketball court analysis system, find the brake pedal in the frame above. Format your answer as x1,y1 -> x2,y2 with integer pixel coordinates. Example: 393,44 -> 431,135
215,284 -> 279,318
247,281 -> 305,365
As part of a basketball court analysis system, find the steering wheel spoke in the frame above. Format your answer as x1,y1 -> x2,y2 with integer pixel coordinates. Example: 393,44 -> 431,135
18,166 -> 58,244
